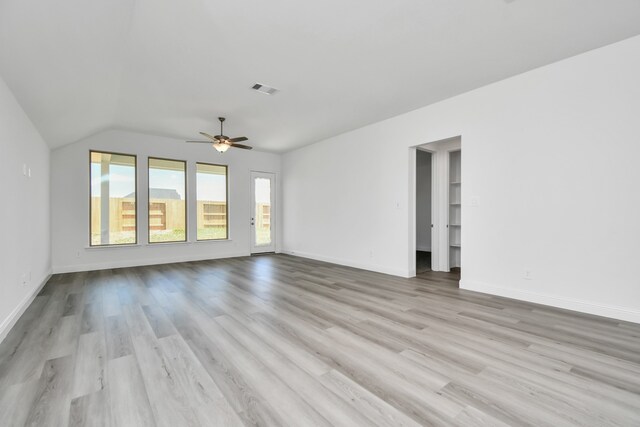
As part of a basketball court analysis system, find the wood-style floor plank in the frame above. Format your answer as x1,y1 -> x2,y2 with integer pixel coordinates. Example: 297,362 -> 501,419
0,254 -> 639,426
25,355 -> 74,427
107,354 -> 155,426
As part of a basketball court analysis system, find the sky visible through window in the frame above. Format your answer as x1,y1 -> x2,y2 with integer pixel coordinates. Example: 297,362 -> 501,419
90,164 -> 135,197
148,168 -> 185,199
91,163 -> 273,205
91,165 -> 230,201
197,172 -> 226,201
255,178 -> 270,204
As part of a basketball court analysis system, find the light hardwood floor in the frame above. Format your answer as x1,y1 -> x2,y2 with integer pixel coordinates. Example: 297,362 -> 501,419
0,254 -> 639,426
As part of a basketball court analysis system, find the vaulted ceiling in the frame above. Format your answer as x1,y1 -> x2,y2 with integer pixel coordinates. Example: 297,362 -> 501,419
2,0 -> 640,151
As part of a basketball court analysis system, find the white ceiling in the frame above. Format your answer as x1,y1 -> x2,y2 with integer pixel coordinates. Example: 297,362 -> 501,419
2,0 -> 640,152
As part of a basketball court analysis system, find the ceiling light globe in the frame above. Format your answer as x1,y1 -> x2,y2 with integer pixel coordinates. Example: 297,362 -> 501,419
213,142 -> 230,153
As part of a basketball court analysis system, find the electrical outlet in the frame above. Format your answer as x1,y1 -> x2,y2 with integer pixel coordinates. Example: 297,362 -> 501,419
523,270 -> 533,280
20,273 -> 28,286
369,249 -> 374,258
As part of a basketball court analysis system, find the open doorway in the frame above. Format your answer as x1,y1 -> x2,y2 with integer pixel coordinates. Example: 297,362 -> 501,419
412,136 -> 462,284
416,150 -> 433,273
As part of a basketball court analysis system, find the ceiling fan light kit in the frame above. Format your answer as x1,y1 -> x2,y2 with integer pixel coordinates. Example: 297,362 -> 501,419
213,141 -> 230,153
186,117 -> 252,153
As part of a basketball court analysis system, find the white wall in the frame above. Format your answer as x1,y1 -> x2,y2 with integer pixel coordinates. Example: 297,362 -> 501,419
283,35 -> 640,323
51,130 -> 281,273
0,75 -> 51,341
415,150 -> 431,251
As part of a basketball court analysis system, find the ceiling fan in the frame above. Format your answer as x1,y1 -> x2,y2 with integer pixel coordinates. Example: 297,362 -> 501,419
187,117 -> 252,153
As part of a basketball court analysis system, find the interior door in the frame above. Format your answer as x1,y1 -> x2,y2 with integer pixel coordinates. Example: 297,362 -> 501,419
251,171 -> 276,253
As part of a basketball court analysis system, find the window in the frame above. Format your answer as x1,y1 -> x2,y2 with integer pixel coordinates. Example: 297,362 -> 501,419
148,158 -> 187,243
196,163 -> 228,240
90,151 -> 137,246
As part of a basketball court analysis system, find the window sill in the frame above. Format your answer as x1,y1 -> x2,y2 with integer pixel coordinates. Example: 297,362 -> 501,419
145,240 -> 232,246
86,244 -> 141,249
85,240 -> 232,249
146,241 -> 189,246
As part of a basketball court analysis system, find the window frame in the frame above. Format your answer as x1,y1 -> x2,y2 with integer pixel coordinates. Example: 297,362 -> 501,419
196,162 -> 229,241
88,150 -> 138,247
147,156 -> 188,244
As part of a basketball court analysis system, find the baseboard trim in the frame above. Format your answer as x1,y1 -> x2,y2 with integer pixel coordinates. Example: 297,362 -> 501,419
0,271 -> 52,345
460,279 -> 640,324
282,250 -> 411,278
53,252 -> 251,274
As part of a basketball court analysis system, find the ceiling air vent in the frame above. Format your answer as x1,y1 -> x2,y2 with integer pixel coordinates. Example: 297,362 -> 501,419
252,83 -> 278,95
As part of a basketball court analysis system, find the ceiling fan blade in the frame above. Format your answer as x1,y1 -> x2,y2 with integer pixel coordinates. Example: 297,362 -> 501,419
199,131 -> 220,141
230,143 -> 253,150
186,140 -> 213,143
228,136 -> 248,143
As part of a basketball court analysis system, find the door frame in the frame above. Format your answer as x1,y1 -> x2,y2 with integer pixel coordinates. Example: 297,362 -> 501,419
409,136 -> 462,276
250,171 -> 276,254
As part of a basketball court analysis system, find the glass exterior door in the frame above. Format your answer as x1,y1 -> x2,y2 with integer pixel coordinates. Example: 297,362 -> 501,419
251,172 -> 275,253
